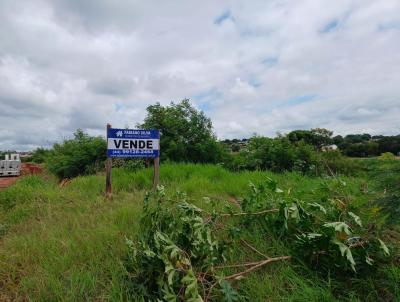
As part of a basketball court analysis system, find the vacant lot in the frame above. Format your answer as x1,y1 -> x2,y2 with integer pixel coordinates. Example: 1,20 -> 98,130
0,162 -> 399,301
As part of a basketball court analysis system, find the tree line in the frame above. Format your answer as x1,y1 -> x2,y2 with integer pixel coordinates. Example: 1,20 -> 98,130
223,129 -> 400,157
20,99 -> 399,179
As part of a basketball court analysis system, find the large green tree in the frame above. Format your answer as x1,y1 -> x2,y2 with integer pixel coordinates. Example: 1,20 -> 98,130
141,99 -> 227,163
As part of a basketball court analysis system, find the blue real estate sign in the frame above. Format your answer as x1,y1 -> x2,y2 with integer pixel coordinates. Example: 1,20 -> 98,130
107,128 -> 160,158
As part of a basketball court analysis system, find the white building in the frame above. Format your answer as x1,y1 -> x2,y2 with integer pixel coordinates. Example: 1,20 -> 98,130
0,153 -> 21,176
321,144 -> 338,152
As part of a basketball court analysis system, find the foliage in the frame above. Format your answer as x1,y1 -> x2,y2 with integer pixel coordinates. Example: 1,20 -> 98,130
314,150 -> 362,176
112,158 -> 145,171
46,129 -> 107,179
227,130 -> 400,159
28,147 -> 51,163
237,178 -> 391,274
124,187 -> 232,301
227,136 -> 317,173
226,136 -> 363,176
378,152 -> 396,161
287,128 -> 333,149
1,162 -> 399,301
335,134 -> 400,157
123,175 -> 393,301
141,99 -> 228,163
361,158 -> 400,225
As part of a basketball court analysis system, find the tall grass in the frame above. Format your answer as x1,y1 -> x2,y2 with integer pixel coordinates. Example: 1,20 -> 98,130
0,162 -> 398,301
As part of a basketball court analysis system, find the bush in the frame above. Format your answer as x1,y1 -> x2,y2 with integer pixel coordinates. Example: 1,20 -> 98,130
379,152 -> 396,161
239,178 -> 391,274
46,129 -> 107,179
28,147 -> 51,163
225,136 -> 364,176
315,150 -> 362,176
112,158 -> 145,171
227,136 -> 317,173
123,180 -> 392,301
124,188 -> 230,301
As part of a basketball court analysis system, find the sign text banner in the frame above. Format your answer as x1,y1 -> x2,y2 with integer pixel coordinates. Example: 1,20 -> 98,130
107,128 -> 160,158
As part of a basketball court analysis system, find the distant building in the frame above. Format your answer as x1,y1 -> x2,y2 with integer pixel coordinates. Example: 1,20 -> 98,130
0,153 -> 21,176
321,144 -> 338,152
19,151 -> 33,158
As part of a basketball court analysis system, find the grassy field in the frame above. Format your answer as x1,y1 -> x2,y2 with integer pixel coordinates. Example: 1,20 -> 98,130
0,162 -> 399,301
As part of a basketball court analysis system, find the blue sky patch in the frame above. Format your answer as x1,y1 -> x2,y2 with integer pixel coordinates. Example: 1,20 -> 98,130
198,102 -> 211,111
115,103 -> 125,111
284,94 -> 317,106
214,10 -> 234,25
192,88 -> 222,112
262,57 -> 279,67
249,78 -> 262,88
378,20 -> 400,31
321,19 -> 339,33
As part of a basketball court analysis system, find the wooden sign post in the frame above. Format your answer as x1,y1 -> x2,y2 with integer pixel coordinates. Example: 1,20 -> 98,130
105,123 -> 112,199
152,155 -> 160,190
105,125 -> 160,197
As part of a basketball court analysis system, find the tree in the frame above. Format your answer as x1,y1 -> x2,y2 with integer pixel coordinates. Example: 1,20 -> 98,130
310,128 -> 333,148
141,99 -> 227,163
30,147 -> 51,163
287,128 -> 333,149
46,129 -> 107,178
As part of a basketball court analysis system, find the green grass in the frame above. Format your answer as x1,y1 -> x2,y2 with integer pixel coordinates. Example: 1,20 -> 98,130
0,162 -> 399,301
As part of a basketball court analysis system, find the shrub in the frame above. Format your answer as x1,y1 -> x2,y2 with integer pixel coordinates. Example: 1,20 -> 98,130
227,136 -> 317,173
226,136 -> 363,176
124,188 -> 230,301
123,180 -> 392,301
29,147 -> 51,163
315,150 -> 362,176
238,178 -> 391,274
46,129 -> 107,179
112,158 -> 145,171
379,152 -> 396,161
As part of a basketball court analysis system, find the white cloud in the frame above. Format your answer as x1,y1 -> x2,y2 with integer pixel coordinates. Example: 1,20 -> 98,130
0,0 -> 399,149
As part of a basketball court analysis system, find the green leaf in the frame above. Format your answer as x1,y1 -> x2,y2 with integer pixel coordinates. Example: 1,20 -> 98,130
348,212 -> 362,227
308,202 -> 327,214
378,239 -> 390,256
219,280 -> 239,302
202,197 -> 211,204
365,255 -> 374,265
324,222 -> 352,235
307,233 -> 323,239
182,269 -> 203,301
288,204 -> 300,221
265,177 -> 277,191
332,239 -> 356,271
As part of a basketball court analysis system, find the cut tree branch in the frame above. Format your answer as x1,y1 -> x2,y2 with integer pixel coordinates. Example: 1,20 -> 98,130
240,239 -> 269,259
219,208 -> 279,217
223,256 -> 291,281
205,255 -> 291,301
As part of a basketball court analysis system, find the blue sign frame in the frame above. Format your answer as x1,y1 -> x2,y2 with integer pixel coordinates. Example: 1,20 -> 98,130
107,128 -> 160,158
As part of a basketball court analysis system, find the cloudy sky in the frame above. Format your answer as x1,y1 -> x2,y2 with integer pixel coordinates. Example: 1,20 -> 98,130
1,0 -> 400,150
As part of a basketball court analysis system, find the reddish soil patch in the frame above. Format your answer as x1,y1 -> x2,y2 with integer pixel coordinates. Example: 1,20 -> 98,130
0,177 -> 18,188
21,163 -> 43,175
0,163 -> 43,189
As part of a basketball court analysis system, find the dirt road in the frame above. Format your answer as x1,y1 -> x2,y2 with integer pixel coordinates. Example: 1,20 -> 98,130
0,163 -> 42,189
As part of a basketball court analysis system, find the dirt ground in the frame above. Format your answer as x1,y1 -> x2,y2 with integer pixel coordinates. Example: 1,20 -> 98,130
0,163 -> 42,189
